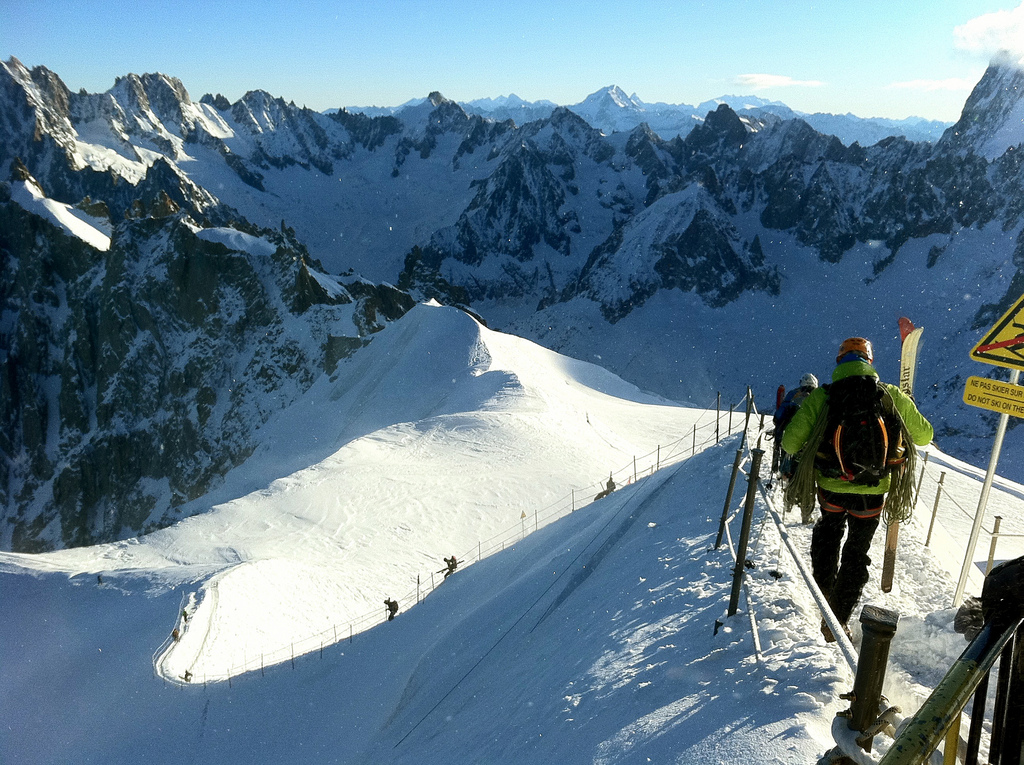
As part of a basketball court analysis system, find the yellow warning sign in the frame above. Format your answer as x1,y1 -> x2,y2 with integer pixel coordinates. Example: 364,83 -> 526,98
963,375 -> 1024,419
970,291 -> 1024,370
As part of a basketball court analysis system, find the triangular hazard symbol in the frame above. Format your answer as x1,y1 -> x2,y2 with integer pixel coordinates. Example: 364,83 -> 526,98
970,291 -> 1024,370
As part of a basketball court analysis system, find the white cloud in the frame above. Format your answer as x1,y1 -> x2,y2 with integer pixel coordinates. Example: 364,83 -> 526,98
734,74 -> 825,91
887,77 -> 977,92
954,2 -> 1024,64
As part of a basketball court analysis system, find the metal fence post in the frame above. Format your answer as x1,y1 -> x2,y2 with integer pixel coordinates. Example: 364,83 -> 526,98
914,451 -> 930,506
716,448 -> 745,550
716,392 -> 721,443
844,605 -> 900,751
925,472 -> 946,548
987,516 -> 1003,574
743,387 -> 753,448
728,449 -> 763,616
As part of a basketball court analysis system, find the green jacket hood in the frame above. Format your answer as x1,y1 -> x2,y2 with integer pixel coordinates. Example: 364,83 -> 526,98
831,360 -> 879,382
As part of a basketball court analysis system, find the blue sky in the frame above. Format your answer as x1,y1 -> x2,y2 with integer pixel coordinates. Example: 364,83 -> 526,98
3,0 -> 1023,121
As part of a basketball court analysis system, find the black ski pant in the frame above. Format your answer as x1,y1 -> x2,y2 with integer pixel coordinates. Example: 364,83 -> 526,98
810,489 -> 883,625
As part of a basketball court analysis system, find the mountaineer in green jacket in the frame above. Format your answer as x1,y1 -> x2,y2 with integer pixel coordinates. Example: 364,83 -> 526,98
783,337 -> 933,641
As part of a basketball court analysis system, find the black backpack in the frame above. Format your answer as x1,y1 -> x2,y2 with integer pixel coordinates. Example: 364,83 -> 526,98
814,376 -> 904,486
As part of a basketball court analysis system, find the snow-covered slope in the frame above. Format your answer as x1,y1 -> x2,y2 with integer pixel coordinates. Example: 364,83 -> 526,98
1,303 -> 710,679
9,176 -> 111,249
2,328 -> 1020,763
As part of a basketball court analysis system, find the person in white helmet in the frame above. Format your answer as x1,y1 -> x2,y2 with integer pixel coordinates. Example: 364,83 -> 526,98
772,372 -> 819,480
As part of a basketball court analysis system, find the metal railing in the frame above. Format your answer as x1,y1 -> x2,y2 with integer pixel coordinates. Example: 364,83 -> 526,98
878,556 -> 1024,765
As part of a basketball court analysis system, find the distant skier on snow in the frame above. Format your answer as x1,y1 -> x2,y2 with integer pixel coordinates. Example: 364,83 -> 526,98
443,556 -> 458,579
594,474 -> 616,501
384,598 -> 399,621
782,337 -> 932,642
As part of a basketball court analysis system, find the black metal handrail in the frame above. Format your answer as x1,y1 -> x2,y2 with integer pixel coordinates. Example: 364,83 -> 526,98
879,556 -> 1024,765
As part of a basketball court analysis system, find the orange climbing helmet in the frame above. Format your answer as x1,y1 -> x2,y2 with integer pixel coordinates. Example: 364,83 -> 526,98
836,337 -> 873,364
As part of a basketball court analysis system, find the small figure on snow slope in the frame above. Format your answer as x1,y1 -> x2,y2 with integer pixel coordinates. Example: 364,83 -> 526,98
384,597 -> 399,621
594,474 -> 616,501
443,555 -> 458,579
782,337 -> 932,642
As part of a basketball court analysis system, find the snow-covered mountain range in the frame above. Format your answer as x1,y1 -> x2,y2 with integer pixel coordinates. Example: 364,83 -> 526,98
2,54 -> 1024,551
361,85 -> 950,145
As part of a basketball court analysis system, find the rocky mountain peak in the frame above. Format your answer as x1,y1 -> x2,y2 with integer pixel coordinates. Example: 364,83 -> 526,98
200,93 -> 232,111
681,103 -> 749,160
583,85 -> 638,109
427,91 -> 451,107
230,89 -> 292,131
940,59 -> 1024,159
106,71 -> 201,142
1,57 -> 74,145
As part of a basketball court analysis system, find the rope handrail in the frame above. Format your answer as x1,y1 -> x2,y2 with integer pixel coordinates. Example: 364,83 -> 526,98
918,460 -> 1018,536
157,390 -> 754,685
755,479 -> 859,672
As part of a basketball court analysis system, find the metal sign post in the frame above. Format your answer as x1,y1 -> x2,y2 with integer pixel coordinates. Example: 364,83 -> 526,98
955,292 -> 1024,606
953,368 -> 1020,606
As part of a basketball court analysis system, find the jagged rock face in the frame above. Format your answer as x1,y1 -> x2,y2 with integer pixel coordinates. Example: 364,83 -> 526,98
940,61 -> 1024,159
401,107 -> 637,305
568,184 -> 779,322
0,192 -> 404,551
653,209 -> 778,307
227,90 -> 349,175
